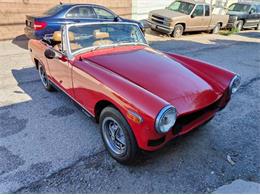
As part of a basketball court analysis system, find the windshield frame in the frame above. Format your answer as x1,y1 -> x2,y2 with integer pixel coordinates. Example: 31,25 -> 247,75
63,22 -> 148,59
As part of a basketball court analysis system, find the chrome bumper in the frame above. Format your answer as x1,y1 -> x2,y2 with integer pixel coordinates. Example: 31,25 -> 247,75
147,20 -> 173,34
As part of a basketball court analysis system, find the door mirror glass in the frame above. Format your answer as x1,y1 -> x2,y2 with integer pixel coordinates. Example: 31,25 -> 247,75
44,49 -> 56,59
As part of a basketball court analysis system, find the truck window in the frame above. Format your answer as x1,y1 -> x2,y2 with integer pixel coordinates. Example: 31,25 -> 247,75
167,1 -> 195,15
257,5 -> 260,13
193,5 -> 204,16
249,6 -> 256,14
205,5 -> 210,16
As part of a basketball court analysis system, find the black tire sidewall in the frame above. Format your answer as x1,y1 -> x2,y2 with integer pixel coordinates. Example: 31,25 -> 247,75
38,63 -> 54,91
100,107 -> 138,164
173,24 -> 184,38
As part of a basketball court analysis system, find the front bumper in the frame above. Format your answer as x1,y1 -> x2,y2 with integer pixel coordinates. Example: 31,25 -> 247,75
147,20 -> 173,34
138,94 -> 230,151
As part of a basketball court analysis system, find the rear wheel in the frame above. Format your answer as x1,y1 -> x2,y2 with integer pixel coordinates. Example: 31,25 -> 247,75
38,63 -> 54,91
100,107 -> 138,164
236,20 -> 243,32
212,23 -> 221,34
172,24 -> 184,38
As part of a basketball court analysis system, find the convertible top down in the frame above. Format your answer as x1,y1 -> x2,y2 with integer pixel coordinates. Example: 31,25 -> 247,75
28,22 -> 241,164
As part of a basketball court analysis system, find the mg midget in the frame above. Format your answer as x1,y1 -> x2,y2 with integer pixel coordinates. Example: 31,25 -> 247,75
28,22 -> 240,164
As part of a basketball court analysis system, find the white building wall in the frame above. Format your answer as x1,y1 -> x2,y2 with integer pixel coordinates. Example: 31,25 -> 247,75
132,0 -> 239,20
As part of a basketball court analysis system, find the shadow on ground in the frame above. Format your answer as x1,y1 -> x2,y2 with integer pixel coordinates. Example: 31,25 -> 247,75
12,35 -> 29,50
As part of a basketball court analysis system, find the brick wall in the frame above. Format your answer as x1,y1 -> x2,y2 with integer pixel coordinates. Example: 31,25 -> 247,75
0,0 -> 132,40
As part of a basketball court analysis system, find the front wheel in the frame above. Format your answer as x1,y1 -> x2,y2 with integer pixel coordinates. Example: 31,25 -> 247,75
172,24 -> 184,38
236,20 -> 243,32
38,63 -> 54,91
100,107 -> 138,164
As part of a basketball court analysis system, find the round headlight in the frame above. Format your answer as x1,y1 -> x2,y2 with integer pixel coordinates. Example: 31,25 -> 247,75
155,105 -> 177,133
229,75 -> 241,94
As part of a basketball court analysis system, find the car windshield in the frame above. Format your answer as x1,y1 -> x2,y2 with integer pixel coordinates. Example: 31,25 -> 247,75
167,1 -> 195,15
228,3 -> 251,12
67,23 -> 147,54
44,5 -> 65,15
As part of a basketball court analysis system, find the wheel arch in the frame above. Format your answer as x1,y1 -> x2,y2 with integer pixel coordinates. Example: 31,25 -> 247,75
174,23 -> 186,31
94,100 -> 119,123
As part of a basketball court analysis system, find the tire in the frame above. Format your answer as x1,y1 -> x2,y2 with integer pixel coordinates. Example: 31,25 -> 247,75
212,23 -> 221,34
172,24 -> 184,38
100,106 -> 138,164
38,62 -> 54,91
236,20 -> 243,32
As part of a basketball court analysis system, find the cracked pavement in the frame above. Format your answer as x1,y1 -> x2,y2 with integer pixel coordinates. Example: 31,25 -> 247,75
0,30 -> 259,193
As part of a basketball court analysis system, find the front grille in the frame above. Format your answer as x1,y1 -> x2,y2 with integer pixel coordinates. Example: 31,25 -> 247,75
152,15 -> 165,21
172,99 -> 220,134
151,14 -> 166,25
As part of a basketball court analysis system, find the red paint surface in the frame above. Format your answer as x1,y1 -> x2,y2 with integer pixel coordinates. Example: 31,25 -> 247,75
29,40 -> 235,151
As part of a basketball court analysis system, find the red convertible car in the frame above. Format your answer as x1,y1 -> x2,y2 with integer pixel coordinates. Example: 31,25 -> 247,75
28,22 -> 240,164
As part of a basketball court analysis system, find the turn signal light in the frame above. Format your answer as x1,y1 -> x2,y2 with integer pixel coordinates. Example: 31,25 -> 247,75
127,110 -> 143,124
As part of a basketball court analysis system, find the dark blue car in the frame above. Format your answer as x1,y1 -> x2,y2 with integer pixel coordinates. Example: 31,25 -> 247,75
25,3 -> 145,39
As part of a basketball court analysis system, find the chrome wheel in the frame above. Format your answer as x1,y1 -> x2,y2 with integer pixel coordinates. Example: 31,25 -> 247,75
102,117 -> 126,155
38,65 -> 48,88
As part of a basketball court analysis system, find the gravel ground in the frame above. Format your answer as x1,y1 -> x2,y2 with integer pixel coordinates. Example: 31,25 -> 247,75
0,30 -> 259,193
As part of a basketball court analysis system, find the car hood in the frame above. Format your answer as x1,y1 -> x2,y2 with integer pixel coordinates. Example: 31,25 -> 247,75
85,46 -> 220,114
150,9 -> 185,19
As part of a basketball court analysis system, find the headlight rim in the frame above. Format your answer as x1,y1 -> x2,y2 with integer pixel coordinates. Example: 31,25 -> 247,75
229,74 -> 241,95
155,105 -> 177,134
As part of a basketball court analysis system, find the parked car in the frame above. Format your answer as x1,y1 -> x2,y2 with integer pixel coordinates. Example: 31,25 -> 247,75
24,3 -> 145,39
227,2 -> 260,31
28,22 -> 240,164
147,0 -> 229,37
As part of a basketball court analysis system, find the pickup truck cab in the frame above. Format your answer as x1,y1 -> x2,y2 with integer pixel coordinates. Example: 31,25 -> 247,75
227,2 -> 260,31
147,0 -> 228,37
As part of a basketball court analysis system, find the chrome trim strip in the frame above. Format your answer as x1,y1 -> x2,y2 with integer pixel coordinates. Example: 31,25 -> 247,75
155,105 -> 177,134
229,74 -> 241,95
63,22 -> 148,60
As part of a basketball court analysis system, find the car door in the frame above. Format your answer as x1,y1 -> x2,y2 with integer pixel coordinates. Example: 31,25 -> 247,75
244,5 -> 260,28
65,5 -> 98,23
46,36 -> 73,97
93,7 -> 116,22
188,4 -> 205,31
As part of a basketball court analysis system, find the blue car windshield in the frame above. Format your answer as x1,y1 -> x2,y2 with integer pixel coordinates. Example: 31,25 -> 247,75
44,5 -> 65,15
67,23 -> 147,54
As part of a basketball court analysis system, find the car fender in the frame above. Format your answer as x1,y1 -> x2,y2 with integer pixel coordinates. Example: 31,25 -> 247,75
166,52 -> 236,93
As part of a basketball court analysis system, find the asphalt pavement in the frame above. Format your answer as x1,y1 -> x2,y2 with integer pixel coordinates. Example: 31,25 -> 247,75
0,30 -> 259,193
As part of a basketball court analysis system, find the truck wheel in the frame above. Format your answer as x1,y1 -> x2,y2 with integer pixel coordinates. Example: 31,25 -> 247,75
100,106 -> 138,164
236,20 -> 243,32
172,24 -> 184,38
38,63 -> 55,91
212,23 -> 221,34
